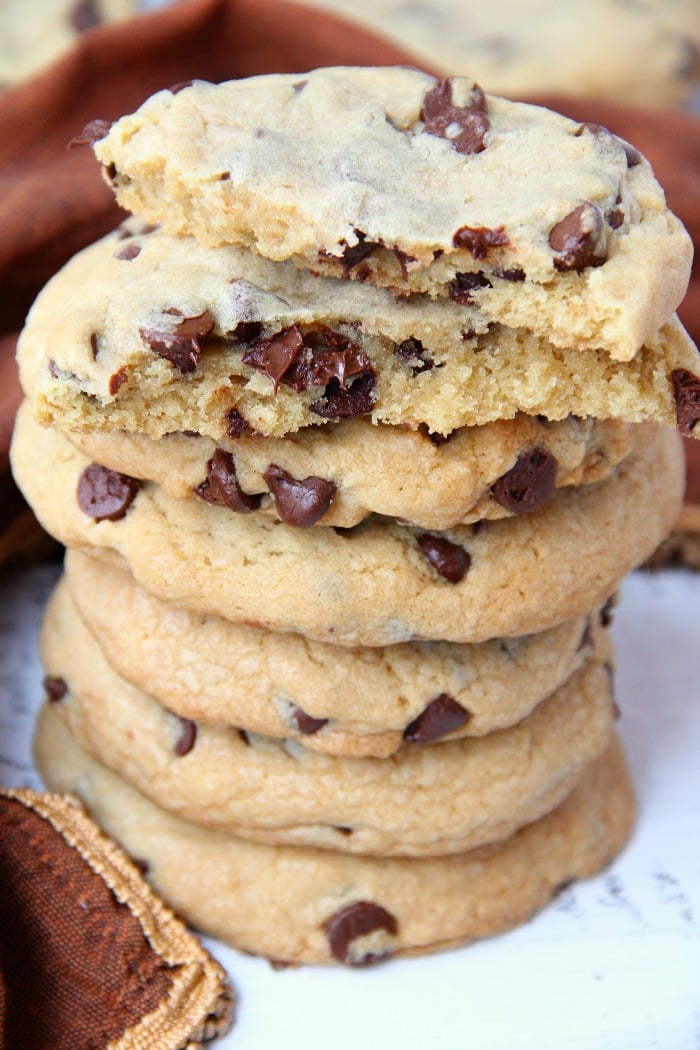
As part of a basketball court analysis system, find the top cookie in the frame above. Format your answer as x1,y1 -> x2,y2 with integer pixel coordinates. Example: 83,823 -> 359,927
91,67 -> 692,361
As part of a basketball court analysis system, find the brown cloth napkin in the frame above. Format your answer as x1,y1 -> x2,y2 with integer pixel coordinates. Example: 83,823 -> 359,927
0,0 -> 698,541
0,789 -> 234,1050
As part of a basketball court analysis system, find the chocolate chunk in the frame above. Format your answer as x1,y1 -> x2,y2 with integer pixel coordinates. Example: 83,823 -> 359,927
607,208 -> 624,230
70,0 -> 101,31
225,408 -> 252,438
491,447 -> 558,514
403,694 -> 471,743
196,449 -> 262,513
417,533 -> 470,583
113,242 -> 141,261
311,346 -> 372,389
671,369 -> 700,435
311,372 -> 376,420
108,367 -> 128,396
549,203 -> 606,271
397,339 -> 434,375
421,78 -> 489,154
448,271 -> 492,304
77,464 -> 140,521
174,718 -> 197,757
452,225 -> 508,259
291,707 -> 329,735
68,118 -> 112,148
44,676 -> 68,702
140,309 -> 214,374
263,465 -> 336,527
493,267 -> 525,282
323,902 -> 398,966
338,232 -> 377,278
242,326 -> 305,392
230,321 -> 263,344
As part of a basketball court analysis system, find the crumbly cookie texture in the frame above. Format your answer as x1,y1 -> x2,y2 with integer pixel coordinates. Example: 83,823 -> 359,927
41,579 -> 615,858
64,550 -> 608,758
11,403 -> 684,646
91,68 -> 693,360
283,1 -> 700,106
35,707 -> 636,966
67,413 -> 637,530
0,0 -> 136,88
17,225 -> 700,440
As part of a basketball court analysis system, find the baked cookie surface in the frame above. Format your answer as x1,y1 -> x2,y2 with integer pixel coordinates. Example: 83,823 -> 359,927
41,579 -> 615,857
64,548 -> 607,758
91,68 -> 692,359
17,225 -> 699,440
35,707 -> 636,966
11,404 -> 684,646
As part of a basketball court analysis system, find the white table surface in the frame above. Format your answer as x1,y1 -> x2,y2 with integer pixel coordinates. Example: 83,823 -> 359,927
1,562 -> 699,1050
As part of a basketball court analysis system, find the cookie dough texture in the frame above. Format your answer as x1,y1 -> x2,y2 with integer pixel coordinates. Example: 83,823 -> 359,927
64,549 -> 607,758
11,403 -> 685,646
93,69 -> 692,360
284,1 -> 700,106
68,413 -> 637,530
41,579 -> 615,857
18,225 -> 698,440
0,0 -> 136,88
35,707 -> 636,966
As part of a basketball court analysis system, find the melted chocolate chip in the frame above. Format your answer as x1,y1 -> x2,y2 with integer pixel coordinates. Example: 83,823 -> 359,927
113,242 -> 141,261
397,339 -> 434,375
196,449 -> 262,513
263,465 -> 336,527
491,447 -> 558,514
174,718 -> 197,757
403,694 -> 471,743
224,407 -> 252,438
452,225 -> 509,259
44,676 -> 68,702
108,367 -> 128,396
417,533 -> 470,583
70,0 -> 101,31
140,309 -> 214,373
671,369 -> 700,435
421,78 -> 490,154
323,902 -> 398,966
77,464 -> 140,521
243,326 -> 305,392
291,707 -> 329,735
448,271 -> 492,304
68,118 -> 112,148
549,203 -> 606,271
311,372 -> 376,420
311,347 -> 372,389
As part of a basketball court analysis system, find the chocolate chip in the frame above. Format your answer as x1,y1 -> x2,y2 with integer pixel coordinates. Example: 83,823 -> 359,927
291,707 -> 329,735
263,465 -> 336,527
323,902 -> 398,966
196,449 -> 262,513
416,533 -> 470,583
90,332 -> 99,360
140,309 -> 214,373
452,225 -> 509,259
230,321 -> 263,344
68,118 -> 112,148
70,0 -> 101,31
174,718 -> 196,757
44,676 -> 68,702
607,208 -> 624,230
108,367 -> 128,396
448,271 -> 492,304
225,408 -> 252,438
397,339 -> 434,375
113,242 -> 141,261
421,78 -> 489,154
403,694 -> 471,743
311,372 -> 376,420
77,464 -> 140,521
671,369 -> 700,435
549,203 -> 606,271
310,346 -> 372,389
242,326 -> 305,392
491,447 -> 558,514
337,232 -> 377,278
493,267 -> 525,282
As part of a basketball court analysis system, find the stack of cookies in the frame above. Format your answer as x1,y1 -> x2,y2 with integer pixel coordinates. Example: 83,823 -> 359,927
11,68 -> 699,966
